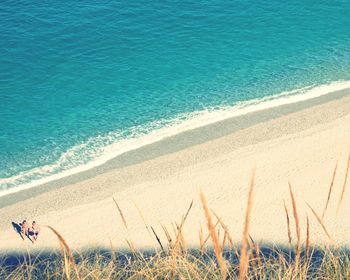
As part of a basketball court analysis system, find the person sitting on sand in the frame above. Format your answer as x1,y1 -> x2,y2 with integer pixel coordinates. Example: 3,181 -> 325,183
20,220 -> 29,237
30,221 -> 40,241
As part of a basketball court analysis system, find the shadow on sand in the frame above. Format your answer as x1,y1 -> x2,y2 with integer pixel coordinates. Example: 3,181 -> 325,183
11,222 -> 24,240
0,243 -> 347,277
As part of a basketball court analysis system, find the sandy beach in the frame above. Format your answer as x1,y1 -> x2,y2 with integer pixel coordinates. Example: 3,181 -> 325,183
1,90 -> 350,253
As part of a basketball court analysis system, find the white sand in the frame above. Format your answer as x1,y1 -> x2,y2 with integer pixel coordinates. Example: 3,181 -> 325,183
1,94 -> 350,253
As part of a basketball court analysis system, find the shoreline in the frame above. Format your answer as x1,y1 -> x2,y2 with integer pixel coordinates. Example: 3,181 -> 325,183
0,91 -> 349,251
0,87 -> 349,208
2,81 -> 350,197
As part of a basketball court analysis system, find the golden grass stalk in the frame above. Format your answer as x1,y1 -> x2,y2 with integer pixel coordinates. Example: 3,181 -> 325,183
60,239 -> 70,280
283,200 -> 292,249
126,239 -> 137,256
112,197 -> 128,230
151,226 -> 164,252
337,152 -> 350,214
175,222 -> 187,253
255,242 -> 262,272
45,225 -> 80,280
174,222 -> 184,252
322,161 -> 338,220
173,200 -> 193,253
183,200 -> 194,221
171,223 -> 178,242
222,230 -> 227,252
161,224 -> 173,249
200,191 -> 227,280
109,239 -> 117,269
306,216 -> 310,259
288,182 -> 301,270
170,201 -> 194,276
201,219 -> 220,250
213,212 -> 234,249
199,224 -> 204,255
306,202 -> 333,241
239,170 -> 255,280
248,235 -> 259,279
133,201 -> 153,240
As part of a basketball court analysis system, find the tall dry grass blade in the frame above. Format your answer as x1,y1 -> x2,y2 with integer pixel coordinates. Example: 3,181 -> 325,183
213,213 -> 240,259
222,230 -> 227,251
200,191 -> 227,280
183,200 -> 193,221
161,224 -> 173,249
213,212 -> 234,249
133,202 -> 162,253
109,239 -> 117,268
171,222 -> 178,240
133,201 -> 153,239
125,239 -> 137,256
248,235 -> 259,279
170,200 -> 192,276
288,182 -> 301,270
306,202 -> 333,241
201,219 -> 220,250
199,224 -> 204,255
173,200 -> 193,253
337,153 -> 350,214
59,240 -> 70,280
175,222 -> 187,253
45,225 -> 80,280
322,161 -> 338,220
283,200 -> 292,249
151,226 -> 164,252
248,234 -> 255,248
255,242 -> 262,272
306,216 -> 310,259
112,197 -> 128,230
239,170 -> 255,280
45,231 -> 69,280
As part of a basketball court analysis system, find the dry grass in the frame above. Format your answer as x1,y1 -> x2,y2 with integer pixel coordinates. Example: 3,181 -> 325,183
288,182 -> 301,271
45,225 -> 80,280
322,161 -> 338,220
150,226 -> 164,252
2,155 -> 350,279
306,202 -> 333,241
212,212 -> 234,250
200,191 -> 227,279
239,170 -> 255,280
284,200 -> 292,250
112,197 -> 128,230
305,216 -> 310,259
337,152 -> 350,214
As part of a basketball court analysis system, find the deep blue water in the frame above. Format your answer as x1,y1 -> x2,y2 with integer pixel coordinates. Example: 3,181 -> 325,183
1,1 -> 350,191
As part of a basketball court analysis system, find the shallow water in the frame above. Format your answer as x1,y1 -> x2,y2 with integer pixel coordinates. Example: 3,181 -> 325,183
1,1 -> 350,191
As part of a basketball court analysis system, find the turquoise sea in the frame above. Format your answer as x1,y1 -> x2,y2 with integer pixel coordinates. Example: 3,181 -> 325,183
1,1 -> 350,192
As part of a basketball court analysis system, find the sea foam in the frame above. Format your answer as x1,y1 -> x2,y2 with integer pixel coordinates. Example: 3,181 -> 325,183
1,80 -> 350,197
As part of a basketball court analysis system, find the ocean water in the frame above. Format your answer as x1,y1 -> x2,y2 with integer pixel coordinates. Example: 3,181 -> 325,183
1,1 -> 350,193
